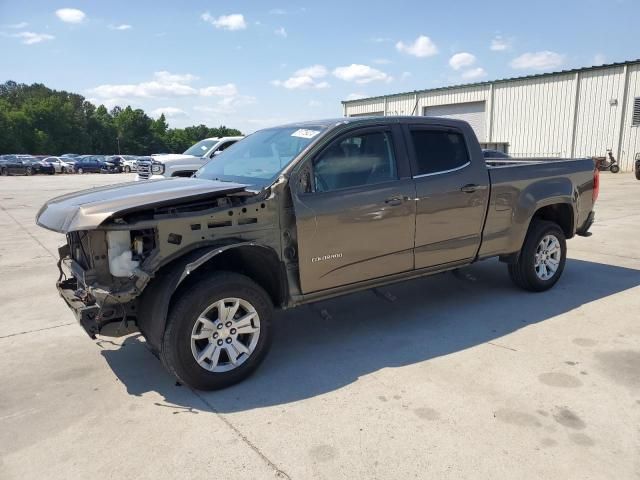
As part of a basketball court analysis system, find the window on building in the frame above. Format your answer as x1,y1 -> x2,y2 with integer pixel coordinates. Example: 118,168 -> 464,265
409,129 -> 470,176
633,97 -> 640,126
312,130 -> 397,192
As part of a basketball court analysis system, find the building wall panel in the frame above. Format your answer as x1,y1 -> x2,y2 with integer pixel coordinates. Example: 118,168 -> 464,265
573,67 -> 625,160
620,65 -> 640,171
491,74 -> 576,157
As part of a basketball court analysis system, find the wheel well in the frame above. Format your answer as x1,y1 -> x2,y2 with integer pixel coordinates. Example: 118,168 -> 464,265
173,245 -> 287,309
532,203 -> 574,238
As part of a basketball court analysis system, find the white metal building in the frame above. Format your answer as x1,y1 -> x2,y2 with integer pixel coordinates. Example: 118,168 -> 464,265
342,60 -> 640,171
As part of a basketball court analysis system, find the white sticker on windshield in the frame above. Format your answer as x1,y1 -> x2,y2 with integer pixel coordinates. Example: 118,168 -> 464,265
291,129 -> 320,139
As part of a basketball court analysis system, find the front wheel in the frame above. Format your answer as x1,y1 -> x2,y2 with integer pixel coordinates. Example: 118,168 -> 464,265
160,272 -> 273,390
1,167 -> 7,176
610,164 -> 620,174
124,165 -> 131,173
77,167 -> 83,174
508,220 -> 567,292
635,167 -> 640,181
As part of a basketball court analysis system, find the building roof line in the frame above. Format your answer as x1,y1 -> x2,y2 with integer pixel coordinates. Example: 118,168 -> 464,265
341,59 -> 640,105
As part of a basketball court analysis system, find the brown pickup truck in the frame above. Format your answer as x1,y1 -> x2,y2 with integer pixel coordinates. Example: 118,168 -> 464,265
36,116 -> 598,390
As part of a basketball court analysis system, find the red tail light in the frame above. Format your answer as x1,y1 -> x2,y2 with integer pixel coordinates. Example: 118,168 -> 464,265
593,167 -> 600,203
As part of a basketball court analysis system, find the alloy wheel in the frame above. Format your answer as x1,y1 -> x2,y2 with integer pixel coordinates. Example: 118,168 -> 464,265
534,234 -> 561,280
190,297 -> 261,373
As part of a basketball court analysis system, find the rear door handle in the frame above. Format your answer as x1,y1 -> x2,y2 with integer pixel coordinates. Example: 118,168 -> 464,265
460,184 -> 484,193
384,195 -> 405,206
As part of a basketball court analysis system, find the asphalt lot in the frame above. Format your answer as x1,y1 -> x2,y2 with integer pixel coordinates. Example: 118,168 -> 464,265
1,172 -> 639,479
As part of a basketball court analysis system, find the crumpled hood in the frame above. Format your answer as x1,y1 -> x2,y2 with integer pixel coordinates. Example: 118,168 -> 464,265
36,177 -> 247,233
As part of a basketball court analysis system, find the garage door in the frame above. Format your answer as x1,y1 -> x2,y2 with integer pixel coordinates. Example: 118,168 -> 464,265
424,102 -> 486,141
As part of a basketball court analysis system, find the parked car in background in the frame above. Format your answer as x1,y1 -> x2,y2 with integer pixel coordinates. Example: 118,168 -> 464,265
44,156 -> 75,173
74,156 -> 107,174
136,136 -> 243,180
634,153 -> 639,180
0,155 -> 55,175
482,149 -> 511,159
120,155 -> 138,173
103,156 -> 125,174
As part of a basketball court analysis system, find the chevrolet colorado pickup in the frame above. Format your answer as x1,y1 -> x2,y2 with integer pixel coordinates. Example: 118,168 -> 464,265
36,117 -> 598,390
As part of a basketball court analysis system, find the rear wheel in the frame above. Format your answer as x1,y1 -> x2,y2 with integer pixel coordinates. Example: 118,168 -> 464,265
1,167 -> 7,176
25,167 -> 33,176
508,220 -> 566,292
124,165 -> 131,173
61,167 -> 67,174
635,167 -> 640,180
77,167 -> 84,174
610,164 -> 620,174
160,272 -> 273,390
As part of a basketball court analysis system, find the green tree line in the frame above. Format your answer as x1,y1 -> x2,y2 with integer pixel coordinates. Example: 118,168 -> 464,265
0,81 -> 242,155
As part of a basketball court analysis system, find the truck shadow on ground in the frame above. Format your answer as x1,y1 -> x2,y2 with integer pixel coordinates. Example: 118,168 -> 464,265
100,257 -> 640,413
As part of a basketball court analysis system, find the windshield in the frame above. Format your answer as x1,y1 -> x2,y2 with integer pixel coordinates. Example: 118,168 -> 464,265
195,126 -> 326,188
183,139 -> 217,156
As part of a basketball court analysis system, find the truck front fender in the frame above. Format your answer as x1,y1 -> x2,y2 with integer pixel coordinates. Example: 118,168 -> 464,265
136,242 -> 276,352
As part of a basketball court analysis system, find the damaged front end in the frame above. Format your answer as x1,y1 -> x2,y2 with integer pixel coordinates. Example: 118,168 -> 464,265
57,228 -> 155,338
38,177 -> 283,341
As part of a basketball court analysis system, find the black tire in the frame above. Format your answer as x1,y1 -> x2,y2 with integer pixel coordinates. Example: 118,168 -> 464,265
508,220 -> 567,292
77,167 -> 83,174
635,168 -> 640,181
61,167 -> 67,174
610,164 -> 620,174
25,167 -> 33,176
160,271 -> 273,390
124,165 -> 131,173
1,167 -> 7,176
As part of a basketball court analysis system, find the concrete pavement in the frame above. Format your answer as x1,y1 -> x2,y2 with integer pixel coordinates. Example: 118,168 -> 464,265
1,172 -> 639,479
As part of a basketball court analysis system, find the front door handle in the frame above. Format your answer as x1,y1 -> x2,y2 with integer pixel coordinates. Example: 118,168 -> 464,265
460,184 -> 482,193
384,195 -> 405,206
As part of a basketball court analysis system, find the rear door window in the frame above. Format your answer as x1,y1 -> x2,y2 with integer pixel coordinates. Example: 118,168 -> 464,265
409,129 -> 469,176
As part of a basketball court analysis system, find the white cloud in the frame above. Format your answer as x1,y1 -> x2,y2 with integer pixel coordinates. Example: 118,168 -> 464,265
274,26 -> 287,38
55,8 -> 86,24
154,71 -> 198,83
395,35 -> 438,58
151,107 -> 186,118
370,37 -> 392,43
272,65 -> 330,89
461,67 -> 487,80
449,52 -> 476,70
201,12 -> 247,31
9,31 -> 55,45
5,22 -> 28,29
593,53 -> 607,65
194,95 -> 256,114
373,58 -> 392,65
199,83 -> 239,97
490,35 -> 509,51
333,64 -> 391,84
109,24 -> 132,31
294,65 -> 328,78
308,100 -> 322,107
346,93 -> 366,101
89,72 -> 238,99
510,51 -> 565,70
269,8 -> 288,15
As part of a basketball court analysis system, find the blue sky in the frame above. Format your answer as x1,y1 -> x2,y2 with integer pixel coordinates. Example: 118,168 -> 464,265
1,0 -> 638,132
